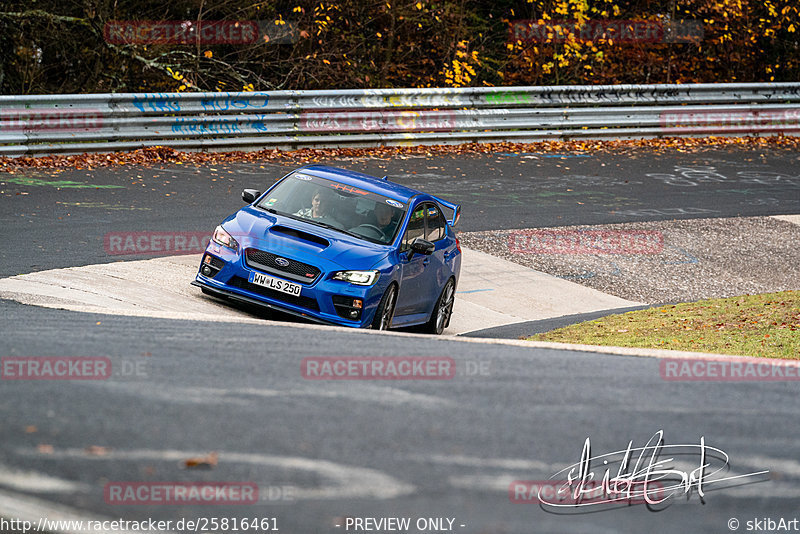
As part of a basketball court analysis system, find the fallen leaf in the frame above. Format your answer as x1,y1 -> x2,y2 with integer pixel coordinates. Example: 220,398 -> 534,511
184,451 -> 218,469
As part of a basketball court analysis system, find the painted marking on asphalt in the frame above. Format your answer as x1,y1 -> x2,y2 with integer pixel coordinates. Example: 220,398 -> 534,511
1,175 -> 124,189
0,488 -> 160,534
406,454 -> 553,471
79,382 -> 454,408
0,464 -> 85,493
14,448 -> 416,500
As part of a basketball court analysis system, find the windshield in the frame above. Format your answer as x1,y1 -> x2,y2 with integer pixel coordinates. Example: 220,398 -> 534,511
256,172 -> 406,245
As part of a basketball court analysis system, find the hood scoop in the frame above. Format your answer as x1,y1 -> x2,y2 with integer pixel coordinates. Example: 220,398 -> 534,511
269,225 -> 330,248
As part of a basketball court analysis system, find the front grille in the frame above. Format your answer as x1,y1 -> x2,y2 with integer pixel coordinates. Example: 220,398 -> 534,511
244,248 -> 321,284
229,276 -> 320,311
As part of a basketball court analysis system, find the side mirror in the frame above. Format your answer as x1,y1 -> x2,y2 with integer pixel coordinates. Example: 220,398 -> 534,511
242,189 -> 261,204
408,237 -> 435,259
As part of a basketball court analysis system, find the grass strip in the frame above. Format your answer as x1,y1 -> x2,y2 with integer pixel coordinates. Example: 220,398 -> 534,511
530,290 -> 799,359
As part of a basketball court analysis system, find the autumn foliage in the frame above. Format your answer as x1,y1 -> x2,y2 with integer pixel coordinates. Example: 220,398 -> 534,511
2,135 -> 799,170
0,0 -> 798,94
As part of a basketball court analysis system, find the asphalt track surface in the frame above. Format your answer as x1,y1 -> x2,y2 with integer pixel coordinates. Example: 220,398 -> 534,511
2,146 -> 799,276
1,146 -> 799,533
1,299 -> 798,534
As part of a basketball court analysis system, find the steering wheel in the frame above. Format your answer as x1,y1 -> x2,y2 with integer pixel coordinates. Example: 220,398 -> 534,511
353,224 -> 386,240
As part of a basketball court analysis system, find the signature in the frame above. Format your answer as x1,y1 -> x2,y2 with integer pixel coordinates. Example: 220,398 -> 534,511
540,430 -> 769,509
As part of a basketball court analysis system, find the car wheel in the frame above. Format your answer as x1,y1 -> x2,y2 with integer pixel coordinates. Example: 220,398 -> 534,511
424,278 -> 455,335
371,284 -> 397,331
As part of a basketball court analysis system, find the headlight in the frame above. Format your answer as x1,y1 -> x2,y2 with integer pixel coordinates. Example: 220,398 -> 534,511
332,270 -> 380,286
212,225 -> 239,252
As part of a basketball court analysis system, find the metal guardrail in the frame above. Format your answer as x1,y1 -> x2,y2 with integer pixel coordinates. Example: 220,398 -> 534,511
1,83 -> 799,157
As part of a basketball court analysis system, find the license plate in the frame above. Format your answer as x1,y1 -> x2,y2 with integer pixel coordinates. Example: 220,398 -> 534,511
248,271 -> 302,297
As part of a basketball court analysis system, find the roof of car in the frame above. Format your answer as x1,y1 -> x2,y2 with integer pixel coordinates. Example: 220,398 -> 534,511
295,165 -> 423,204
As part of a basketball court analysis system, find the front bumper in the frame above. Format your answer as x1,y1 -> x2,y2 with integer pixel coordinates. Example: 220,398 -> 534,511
194,247 -> 386,329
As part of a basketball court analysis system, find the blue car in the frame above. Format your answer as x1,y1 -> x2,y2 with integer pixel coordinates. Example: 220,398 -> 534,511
192,165 -> 462,334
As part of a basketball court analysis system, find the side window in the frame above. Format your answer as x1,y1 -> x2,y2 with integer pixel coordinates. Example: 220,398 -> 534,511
425,204 -> 446,242
401,205 -> 426,251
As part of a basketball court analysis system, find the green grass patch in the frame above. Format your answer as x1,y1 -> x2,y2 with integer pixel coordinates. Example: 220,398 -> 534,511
530,291 -> 800,359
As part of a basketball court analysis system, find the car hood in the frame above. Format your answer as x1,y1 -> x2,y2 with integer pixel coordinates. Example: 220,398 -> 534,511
227,207 -> 390,270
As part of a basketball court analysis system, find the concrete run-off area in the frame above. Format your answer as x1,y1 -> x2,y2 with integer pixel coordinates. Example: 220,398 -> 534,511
0,248 -> 637,336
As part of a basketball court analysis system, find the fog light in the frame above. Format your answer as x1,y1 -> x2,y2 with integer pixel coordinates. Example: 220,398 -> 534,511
332,295 -> 364,321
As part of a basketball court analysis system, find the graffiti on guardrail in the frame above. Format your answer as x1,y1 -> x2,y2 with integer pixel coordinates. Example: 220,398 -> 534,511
308,93 -> 468,110
301,110 -> 459,132
130,93 -> 272,114
132,93 -> 182,113
485,87 -> 686,106
201,94 -> 270,112
2,83 -> 799,156
171,118 -> 243,135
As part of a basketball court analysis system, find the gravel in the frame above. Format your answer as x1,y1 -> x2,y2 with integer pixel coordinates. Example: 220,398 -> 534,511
458,216 -> 800,305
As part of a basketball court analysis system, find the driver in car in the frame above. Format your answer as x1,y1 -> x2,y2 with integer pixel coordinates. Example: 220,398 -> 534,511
295,189 -> 330,220
374,202 -> 396,239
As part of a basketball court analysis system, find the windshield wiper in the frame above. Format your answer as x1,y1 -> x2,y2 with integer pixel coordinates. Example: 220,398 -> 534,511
307,220 -> 363,240
262,207 -> 303,222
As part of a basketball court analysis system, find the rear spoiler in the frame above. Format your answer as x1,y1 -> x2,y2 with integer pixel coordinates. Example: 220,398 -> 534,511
432,195 -> 461,227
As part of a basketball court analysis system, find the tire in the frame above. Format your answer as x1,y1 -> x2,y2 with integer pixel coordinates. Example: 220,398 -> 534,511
423,278 -> 455,335
371,284 -> 397,330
